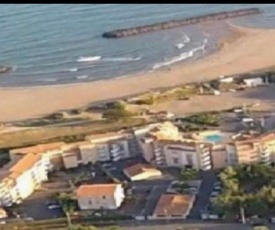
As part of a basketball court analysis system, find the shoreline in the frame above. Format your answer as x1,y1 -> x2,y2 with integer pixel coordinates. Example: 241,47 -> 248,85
2,23 -> 275,122
0,21 -> 242,91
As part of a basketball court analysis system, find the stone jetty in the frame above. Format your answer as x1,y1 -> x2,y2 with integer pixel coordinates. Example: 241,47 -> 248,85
0,66 -> 12,75
102,8 -> 261,39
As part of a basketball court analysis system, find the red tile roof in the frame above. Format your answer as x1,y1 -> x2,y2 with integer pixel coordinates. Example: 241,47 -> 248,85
153,194 -> 194,217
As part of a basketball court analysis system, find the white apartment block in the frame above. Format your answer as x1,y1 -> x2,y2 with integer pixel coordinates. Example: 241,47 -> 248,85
76,184 -> 125,210
155,140 -> 212,171
0,153 -> 50,207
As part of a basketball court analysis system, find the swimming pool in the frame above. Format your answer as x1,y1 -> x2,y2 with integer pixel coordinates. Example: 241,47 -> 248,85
203,134 -> 224,143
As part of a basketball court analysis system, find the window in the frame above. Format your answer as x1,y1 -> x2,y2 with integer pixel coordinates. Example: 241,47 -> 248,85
88,200 -> 92,205
186,154 -> 193,166
102,195 -> 106,199
173,158 -> 179,164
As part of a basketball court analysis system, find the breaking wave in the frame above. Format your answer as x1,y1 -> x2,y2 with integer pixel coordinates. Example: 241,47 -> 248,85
77,56 -> 102,62
175,33 -> 190,49
153,38 -> 208,70
36,78 -> 58,83
102,56 -> 141,62
69,68 -> 78,72
76,75 -> 88,80
77,55 -> 141,63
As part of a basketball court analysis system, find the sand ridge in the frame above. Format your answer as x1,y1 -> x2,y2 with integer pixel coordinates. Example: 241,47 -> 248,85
1,22 -> 275,122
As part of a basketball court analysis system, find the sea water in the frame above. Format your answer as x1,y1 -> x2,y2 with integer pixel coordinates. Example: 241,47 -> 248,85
0,4 -> 274,86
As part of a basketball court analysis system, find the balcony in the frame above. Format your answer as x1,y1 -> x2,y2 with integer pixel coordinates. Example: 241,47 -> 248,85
201,159 -> 211,166
260,151 -> 270,158
260,155 -> 270,163
99,152 -> 109,158
155,160 -> 165,165
110,147 -> 121,154
155,154 -> 165,158
111,150 -> 122,156
113,156 -> 121,162
202,152 -> 210,157
202,164 -> 212,170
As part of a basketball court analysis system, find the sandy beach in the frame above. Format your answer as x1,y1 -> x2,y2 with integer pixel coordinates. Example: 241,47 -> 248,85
2,23 -> 275,122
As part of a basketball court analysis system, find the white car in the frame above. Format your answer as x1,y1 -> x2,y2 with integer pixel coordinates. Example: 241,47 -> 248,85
0,221 -> 6,225
48,204 -> 61,210
25,217 -> 34,221
211,191 -> 220,198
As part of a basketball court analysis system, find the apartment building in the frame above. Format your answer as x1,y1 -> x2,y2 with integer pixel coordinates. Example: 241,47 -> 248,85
139,121 -> 183,163
61,137 -> 133,169
10,142 -> 66,171
210,144 -> 227,169
139,122 -> 213,170
0,153 -> 49,207
225,132 -> 275,166
160,140 -> 212,170
10,130 -> 141,171
76,183 -> 125,210
87,132 -> 138,162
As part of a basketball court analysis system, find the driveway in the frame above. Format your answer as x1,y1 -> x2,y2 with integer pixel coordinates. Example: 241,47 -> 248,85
188,170 -> 217,219
141,185 -> 167,217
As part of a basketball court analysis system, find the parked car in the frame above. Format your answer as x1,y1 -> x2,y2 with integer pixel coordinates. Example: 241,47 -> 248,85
211,191 -> 220,198
24,217 -> 34,221
48,204 -> 61,210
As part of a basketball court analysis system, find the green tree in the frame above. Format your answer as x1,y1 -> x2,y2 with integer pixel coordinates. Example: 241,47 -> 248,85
103,109 -> 132,121
214,164 -> 275,222
179,168 -> 199,181
68,225 -> 97,230
57,192 -> 75,227
108,226 -> 121,230
174,183 -> 190,194
253,227 -> 270,230
106,101 -> 125,110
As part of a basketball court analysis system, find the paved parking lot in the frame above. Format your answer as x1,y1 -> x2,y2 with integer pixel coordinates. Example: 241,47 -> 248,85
119,192 -> 147,216
20,190 -> 64,220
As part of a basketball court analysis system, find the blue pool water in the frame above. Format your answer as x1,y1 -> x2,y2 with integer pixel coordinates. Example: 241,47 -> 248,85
204,134 -> 223,143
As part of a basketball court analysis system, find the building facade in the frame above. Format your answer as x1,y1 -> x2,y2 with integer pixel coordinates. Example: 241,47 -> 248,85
0,153 -> 49,207
76,184 -> 125,210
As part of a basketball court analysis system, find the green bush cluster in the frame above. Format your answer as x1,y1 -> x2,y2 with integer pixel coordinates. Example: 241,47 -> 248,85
183,112 -> 220,126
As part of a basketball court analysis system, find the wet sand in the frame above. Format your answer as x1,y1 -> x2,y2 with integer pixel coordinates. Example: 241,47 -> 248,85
1,23 -> 275,122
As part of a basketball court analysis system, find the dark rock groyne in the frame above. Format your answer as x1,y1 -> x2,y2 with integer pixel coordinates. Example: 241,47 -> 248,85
0,66 -> 12,75
102,8 -> 261,39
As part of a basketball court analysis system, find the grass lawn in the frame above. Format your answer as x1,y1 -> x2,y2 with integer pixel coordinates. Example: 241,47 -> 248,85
0,118 -> 149,149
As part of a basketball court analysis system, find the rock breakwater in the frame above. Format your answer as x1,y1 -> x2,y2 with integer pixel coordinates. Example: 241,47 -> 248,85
0,66 -> 12,75
102,8 -> 261,38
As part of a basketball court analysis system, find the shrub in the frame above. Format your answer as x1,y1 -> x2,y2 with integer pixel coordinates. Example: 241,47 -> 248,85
135,96 -> 155,105
105,101 -> 125,110
183,112 -> 219,126
102,108 -> 133,121
45,113 -> 64,120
